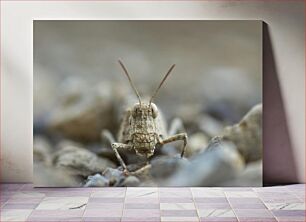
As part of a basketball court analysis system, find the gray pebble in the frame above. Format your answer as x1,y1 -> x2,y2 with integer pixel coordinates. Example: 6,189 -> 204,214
150,155 -> 189,180
103,167 -> 125,186
53,142 -> 115,177
84,173 -> 109,187
121,176 -> 140,187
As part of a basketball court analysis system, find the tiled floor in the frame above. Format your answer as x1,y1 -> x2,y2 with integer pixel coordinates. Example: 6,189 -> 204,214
0,184 -> 305,222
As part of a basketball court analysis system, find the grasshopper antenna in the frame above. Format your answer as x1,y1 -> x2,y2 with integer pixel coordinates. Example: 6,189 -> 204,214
118,59 -> 142,105
149,64 -> 175,105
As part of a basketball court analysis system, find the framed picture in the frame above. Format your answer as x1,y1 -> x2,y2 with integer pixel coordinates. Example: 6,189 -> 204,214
33,20 -> 262,187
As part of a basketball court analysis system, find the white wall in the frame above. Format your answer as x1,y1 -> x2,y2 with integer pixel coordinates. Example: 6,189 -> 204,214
1,1 -> 304,183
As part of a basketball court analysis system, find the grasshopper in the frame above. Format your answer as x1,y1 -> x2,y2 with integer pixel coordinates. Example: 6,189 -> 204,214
102,60 -> 188,175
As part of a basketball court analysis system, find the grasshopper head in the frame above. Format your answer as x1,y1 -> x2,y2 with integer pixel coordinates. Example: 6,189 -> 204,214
131,102 -> 158,119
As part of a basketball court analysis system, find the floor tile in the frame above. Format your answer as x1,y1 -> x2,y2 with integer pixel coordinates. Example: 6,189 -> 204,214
200,217 -> 238,222
161,209 -> 198,217
162,216 -> 199,221
160,203 -> 196,210
196,203 -> 231,209
265,202 -> 305,210
234,209 -> 274,218
84,209 -> 123,217
286,184 -> 305,190
83,217 -> 121,222
257,192 -> 300,203
160,197 -> 194,203
89,197 -> 124,203
125,197 -> 159,203
91,189 -> 126,197
0,209 -> 32,221
29,209 -> 84,217
227,197 -> 262,204
261,198 -> 302,204
225,191 -> 258,198
125,203 -> 160,209
276,217 -> 306,222
27,217 -> 83,221
11,191 -> 45,198
230,202 -> 266,209
1,191 -> 15,197
191,188 -> 225,197
44,191 -> 92,197
1,183 -> 306,222
253,186 -> 289,193
36,196 -> 88,210
194,197 -> 228,203
122,217 -> 161,221
159,188 -> 191,192
86,202 -> 123,209
2,203 -> 39,209
7,197 -> 44,204
122,209 -> 160,217
198,209 -> 235,217
291,192 -> 305,201
223,188 -> 253,191
159,188 -> 192,197
1,196 -> 10,206
237,218 -> 277,222
126,188 -> 158,198
271,209 -> 305,217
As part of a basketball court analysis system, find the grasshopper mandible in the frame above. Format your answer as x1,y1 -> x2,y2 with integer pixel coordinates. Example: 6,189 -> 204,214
102,60 -> 188,175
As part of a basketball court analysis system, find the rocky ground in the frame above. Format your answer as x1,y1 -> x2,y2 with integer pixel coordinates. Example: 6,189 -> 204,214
33,80 -> 262,187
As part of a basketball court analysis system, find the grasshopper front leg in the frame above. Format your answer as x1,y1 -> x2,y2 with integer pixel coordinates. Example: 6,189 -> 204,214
102,130 -> 130,173
162,118 -> 188,157
159,133 -> 188,158
111,143 -> 132,174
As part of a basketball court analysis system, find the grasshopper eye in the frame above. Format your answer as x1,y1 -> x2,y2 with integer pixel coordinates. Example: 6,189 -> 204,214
151,103 -> 158,118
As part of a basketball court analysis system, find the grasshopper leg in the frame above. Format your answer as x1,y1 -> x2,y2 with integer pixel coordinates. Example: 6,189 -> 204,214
102,131 -> 131,174
130,164 -> 152,176
165,118 -> 188,158
111,143 -> 131,174
159,133 -> 188,158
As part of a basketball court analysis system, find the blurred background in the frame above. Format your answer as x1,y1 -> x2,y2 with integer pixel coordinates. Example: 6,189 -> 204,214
33,21 -> 262,187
